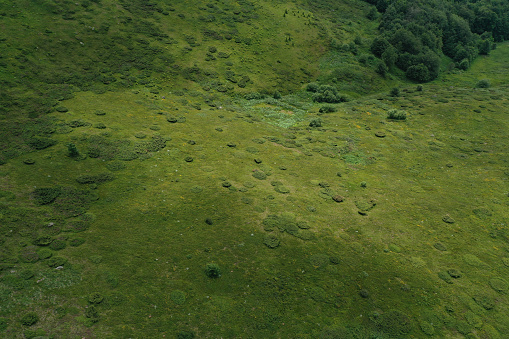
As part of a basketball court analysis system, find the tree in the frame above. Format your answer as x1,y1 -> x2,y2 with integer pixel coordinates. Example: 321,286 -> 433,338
406,64 -> 429,82
371,36 -> 390,58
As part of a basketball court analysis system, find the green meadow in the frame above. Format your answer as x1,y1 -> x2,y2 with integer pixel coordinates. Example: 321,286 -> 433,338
0,0 -> 508,338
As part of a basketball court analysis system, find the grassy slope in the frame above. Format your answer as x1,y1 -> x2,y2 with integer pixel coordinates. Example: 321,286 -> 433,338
1,1 -> 509,338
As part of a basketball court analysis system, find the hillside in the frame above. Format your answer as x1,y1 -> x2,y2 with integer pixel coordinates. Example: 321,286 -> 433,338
0,0 -> 509,338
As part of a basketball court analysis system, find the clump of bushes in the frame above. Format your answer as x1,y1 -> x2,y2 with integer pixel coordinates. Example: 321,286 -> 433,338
309,118 -> 322,128
205,263 -> 221,278
170,290 -> 186,305
387,109 -> 407,120
476,79 -> 491,88
32,187 -> 62,205
306,83 -> 348,103
318,105 -> 336,113
20,313 -> 39,326
88,292 -> 104,304
263,235 -> 280,248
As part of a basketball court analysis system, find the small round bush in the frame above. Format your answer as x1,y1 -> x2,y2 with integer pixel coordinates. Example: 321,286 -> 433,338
476,79 -> 490,88
205,263 -> 221,278
88,292 -> 104,304
69,238 -> 85,247
37,248 -> 53,260
170,290 -> 186,305
264,235 -> 280,248
49,239 -> 66,251
20,313 -> 39,326
387,109 -> 407,120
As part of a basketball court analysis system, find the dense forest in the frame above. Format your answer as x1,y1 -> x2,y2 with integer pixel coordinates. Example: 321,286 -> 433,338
365,0 -> 509,81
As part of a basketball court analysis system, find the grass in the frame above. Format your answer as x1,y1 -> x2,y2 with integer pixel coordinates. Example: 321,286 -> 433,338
1,0 -> 509,337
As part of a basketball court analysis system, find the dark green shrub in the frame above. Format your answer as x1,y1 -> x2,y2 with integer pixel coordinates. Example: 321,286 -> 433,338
371,36 -> 390,57
476,79 -> 491,88
406,64 -> 429,82
32,187 -> 62,205
306,82 -> 319,92
375,61 -> 388,77
32,236 -> 53,246
389,87 -> 400,97
458,58 -> 469,70
85,306 -> 99,322
252,170 -> 267,180
20,312 -> 39,326
170,290 -> 186,305
88,292 -> 104,304
309,118 -> 322,127
319,105 -> 336,113
28,137 -> 57,150
47,256 -> 67,268
67,143 -> 80,158
205,263 -> 221,278
69,238 -> 85,247
49,239 -> 66,251
387,109 -> 407,120
263,235 -> 280,248
37,248 -> 53,259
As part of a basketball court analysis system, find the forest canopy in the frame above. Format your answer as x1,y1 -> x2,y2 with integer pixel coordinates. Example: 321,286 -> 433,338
365,0 -> 509,81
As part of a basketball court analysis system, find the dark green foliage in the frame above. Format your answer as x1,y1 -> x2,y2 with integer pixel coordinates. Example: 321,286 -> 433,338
387,109 -> 406,121
69,238 -> 85,247
178,331 -> 195,339
32,236 -> 53,246
306,82 -> 320,92
319,105 -> 336,113
263,235 -> 280,248
88,292 -> 104,304
371,36 -> 390,58
49,239 -> 66,251
205,263 -> 221,278
458,58 -> 470,71
20,312 -> 39,326
170,290 -> 186,305
311,85 -> 348,103
85,306 -> 99,322
389,87 -> 400,97
67,143 -> 80,158
47,256 -> 67,268
309,118 -> 322,128
476,79 -> 491,88
406,64 -> 430,82
375,61 -> 388,77
32,187 -> 62,205
37,248 -> 53,259
76,173 -> 114,184
27,137 -> 57,150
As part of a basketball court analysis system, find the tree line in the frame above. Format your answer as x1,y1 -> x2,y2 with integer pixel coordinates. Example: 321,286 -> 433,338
364,0 -> 509,82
